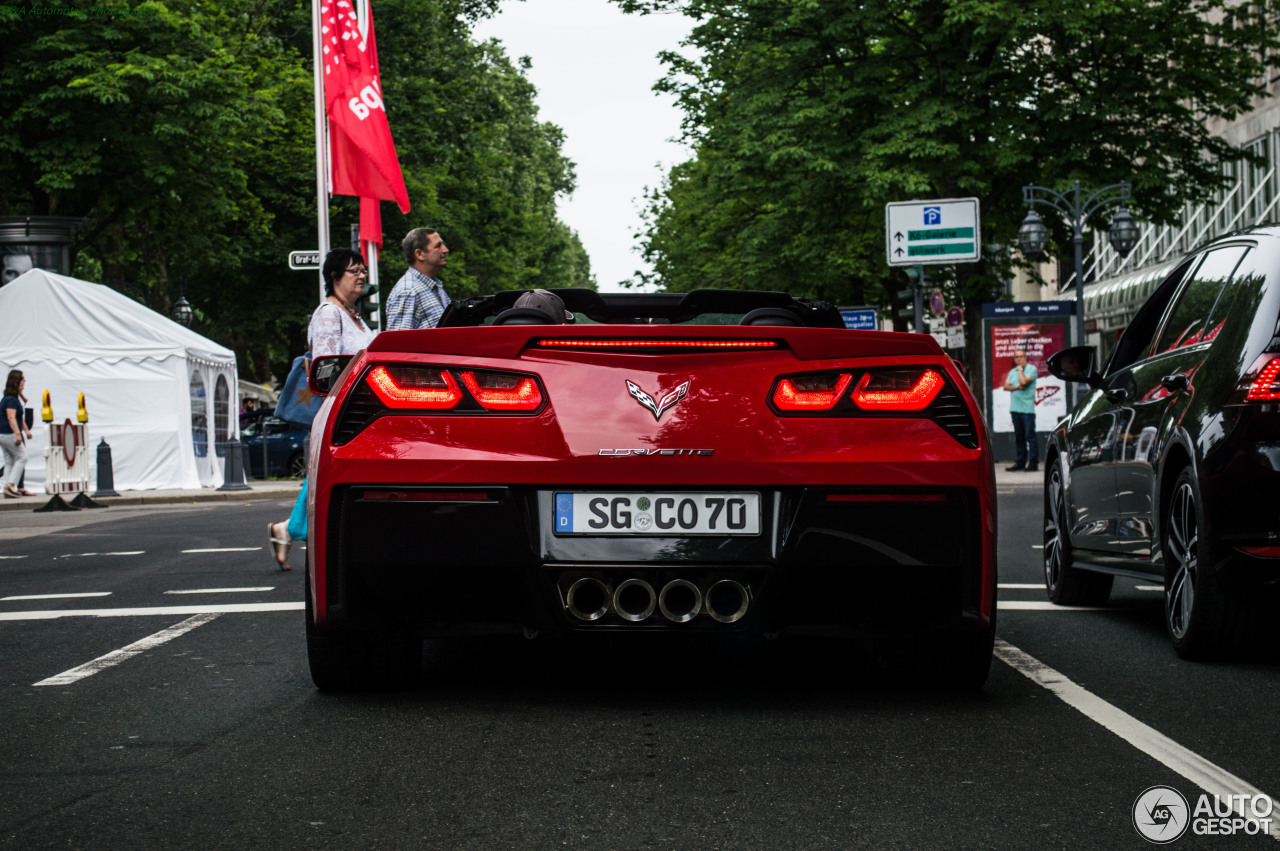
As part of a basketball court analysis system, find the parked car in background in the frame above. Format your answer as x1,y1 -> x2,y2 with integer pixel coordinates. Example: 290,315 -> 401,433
240,410 -> 308,479
1044,226 -> 1280,658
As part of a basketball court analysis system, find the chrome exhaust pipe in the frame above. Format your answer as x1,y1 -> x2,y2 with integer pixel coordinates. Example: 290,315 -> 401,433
612,578 -> 656,622
658,579 -> 702,623
705,579 -> 749,623
565,577 -> 610,622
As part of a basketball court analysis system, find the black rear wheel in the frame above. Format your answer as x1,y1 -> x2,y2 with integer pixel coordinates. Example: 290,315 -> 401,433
305,574 -> 422,690
1164,468 -> 1256,659
1044,458 -> 1113,606
287,452 -> 307,479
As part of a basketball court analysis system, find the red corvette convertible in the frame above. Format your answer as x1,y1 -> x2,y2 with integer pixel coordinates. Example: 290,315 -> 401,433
304,289 -> 997,689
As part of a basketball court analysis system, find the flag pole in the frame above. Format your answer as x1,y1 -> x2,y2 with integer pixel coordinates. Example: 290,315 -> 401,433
354,0 -> 381,331
311,0 -> 330,304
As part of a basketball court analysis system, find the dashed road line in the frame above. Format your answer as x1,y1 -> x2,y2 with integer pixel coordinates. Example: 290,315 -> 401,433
181,547 -> 262,553
164,587 -> 275,595
2,592 -> 112,601
56,552 -> 144,558
34,613 -> 221,687
996,640 -> 1280,841
0,602 -> 301,621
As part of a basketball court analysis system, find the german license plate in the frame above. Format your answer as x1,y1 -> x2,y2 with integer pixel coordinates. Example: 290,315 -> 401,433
554,492 -> 761,535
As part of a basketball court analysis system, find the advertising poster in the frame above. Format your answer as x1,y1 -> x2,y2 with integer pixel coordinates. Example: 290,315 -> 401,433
989,323 -> 1069,433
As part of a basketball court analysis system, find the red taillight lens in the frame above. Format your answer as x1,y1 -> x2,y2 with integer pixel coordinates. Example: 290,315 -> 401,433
366,366 -> 463,409
459,370 -> 544,411
1246,358 -> 1280,402
773,373 -> 853,411
851,369 -> 944,411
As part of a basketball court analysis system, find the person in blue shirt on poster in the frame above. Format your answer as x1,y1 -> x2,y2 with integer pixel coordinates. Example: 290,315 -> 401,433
1002,349 -> 1038,472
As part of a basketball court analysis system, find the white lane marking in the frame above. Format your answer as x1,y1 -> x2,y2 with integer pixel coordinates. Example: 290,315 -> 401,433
34,613 -> 221,687
1031,545 -> 1044,549
181,548 -> 262,553
164,587 -> 274,595
2,592 -> 112,601
999,601 -> 1109,611
999,583 -> 1045,589
0,555 -> 28,560
0,602 -> 301,621
1136,585 -> 1162,592
995,640 -> 1280,841
57,552 -> 144,558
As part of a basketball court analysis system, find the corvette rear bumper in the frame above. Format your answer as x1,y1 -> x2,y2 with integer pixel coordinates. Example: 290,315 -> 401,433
318,484 -> 992,639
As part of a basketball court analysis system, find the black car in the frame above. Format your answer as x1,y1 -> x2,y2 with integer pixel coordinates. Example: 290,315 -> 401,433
240,411 -> 309,479
1044,227 -> 1280,658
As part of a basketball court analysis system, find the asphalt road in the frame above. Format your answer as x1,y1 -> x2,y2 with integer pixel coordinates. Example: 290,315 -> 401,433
1,487 -> 1278,849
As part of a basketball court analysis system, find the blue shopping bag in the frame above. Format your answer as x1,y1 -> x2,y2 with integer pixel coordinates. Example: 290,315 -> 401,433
274,353 -> 321,427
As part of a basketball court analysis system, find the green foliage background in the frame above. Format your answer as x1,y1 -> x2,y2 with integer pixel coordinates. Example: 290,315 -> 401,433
0,0 -> 593,383
617,0 -> 1280,378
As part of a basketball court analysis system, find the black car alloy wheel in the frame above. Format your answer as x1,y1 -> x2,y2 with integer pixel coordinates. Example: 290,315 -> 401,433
1162,466 -> 1257,659
1164,474 -> 1199,645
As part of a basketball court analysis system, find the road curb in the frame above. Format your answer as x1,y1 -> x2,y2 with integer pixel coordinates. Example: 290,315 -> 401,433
0,484 -> 301,512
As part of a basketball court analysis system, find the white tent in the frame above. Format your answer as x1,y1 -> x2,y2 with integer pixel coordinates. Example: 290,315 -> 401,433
0,269 -> 239,491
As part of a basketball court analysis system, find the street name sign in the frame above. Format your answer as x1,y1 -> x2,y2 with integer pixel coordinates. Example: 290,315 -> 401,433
885,198 -> 981,266
288,250 -> 321,270
838,306 -> 879,330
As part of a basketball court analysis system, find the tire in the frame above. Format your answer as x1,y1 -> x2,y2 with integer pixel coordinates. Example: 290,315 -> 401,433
1163,467 -> 1256,659
287,452 -> 307,479
1044,458 -> 1114,606
305,573 -> 421,690
878,614 -> 996,691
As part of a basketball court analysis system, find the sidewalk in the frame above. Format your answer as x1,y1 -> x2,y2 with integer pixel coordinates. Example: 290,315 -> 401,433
0,479 -> 301,513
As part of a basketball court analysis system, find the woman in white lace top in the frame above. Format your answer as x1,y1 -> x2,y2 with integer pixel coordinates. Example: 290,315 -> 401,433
269,248 -> 377,569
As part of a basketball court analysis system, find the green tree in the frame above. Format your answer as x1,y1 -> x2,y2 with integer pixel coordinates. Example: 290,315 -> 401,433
1,0 -> 592,385
619,0 -> 1280,379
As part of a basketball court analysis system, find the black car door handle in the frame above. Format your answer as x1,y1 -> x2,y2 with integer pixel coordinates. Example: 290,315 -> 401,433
1105,388 -> 1128,404
1160,373 -> 1189,393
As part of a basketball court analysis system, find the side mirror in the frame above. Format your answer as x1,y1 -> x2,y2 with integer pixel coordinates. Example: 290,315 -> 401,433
309,355 -> 354,396
1047,346 -> 1101,387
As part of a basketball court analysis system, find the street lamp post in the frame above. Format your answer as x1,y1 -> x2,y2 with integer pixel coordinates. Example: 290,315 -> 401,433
1016,180 -> 1139,349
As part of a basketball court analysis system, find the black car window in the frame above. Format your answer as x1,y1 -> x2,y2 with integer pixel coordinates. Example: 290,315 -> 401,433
1105,258 -> 1197,374
1153,245 -> 1249,354
1201,248 -> 1266,346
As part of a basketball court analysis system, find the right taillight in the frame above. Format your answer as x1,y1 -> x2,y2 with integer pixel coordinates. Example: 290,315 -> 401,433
1246,357 -> 1280,402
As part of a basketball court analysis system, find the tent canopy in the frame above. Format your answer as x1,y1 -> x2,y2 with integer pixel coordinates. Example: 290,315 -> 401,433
0,269 -> 239,491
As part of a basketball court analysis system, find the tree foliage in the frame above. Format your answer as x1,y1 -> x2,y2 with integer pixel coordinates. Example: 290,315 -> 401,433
618,0 -> 1280,375
0,0 -> 591,383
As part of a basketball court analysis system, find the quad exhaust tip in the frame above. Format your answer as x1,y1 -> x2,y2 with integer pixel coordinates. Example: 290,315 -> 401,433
612,578 -> 657,622
705,579 -> 749,623
563,575 -> 750,624
658,579 -> 702,623
565,577 -> 610,621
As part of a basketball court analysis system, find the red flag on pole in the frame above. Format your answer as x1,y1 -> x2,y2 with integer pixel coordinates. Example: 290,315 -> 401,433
322,0 -> 410,244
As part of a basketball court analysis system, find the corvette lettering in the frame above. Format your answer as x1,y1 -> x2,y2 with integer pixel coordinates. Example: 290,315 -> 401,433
598,448 -> 714,456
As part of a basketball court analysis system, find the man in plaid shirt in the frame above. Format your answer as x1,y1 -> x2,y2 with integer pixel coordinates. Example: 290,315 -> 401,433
386,228 -> 450,330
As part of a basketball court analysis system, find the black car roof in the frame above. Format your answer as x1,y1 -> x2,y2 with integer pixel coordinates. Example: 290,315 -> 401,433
436,289 -> 848,328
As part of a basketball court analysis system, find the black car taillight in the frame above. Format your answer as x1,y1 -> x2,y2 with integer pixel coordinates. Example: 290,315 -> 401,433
331,364 -> 547,445
1245,357 -> 1280,402
769,367 -> 979,448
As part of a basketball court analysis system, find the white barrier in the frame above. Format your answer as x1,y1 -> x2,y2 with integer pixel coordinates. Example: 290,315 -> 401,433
42,392 -> 91,496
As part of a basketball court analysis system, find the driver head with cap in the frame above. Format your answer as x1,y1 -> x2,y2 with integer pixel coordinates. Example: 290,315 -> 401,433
513,289 -> 574,324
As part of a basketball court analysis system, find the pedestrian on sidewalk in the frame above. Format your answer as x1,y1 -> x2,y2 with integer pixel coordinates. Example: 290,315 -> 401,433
1,370 -> 34,498
1003,349 -> 1039,472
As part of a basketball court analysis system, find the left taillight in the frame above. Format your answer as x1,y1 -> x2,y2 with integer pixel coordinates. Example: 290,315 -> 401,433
367,366 -> 464,409
331,363 -> 547,445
